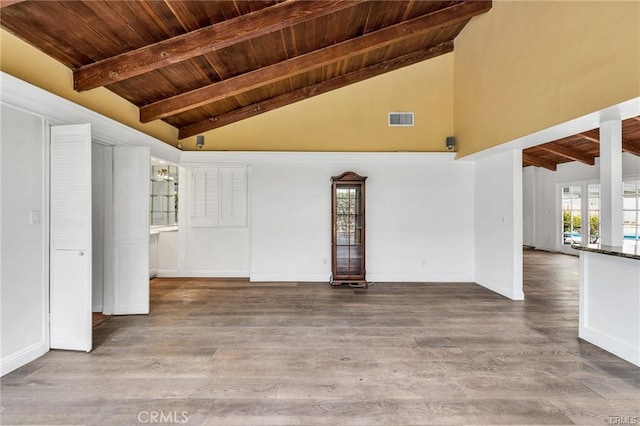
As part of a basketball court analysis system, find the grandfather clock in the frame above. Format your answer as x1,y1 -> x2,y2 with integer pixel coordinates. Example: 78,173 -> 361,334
331,171 -> 367,288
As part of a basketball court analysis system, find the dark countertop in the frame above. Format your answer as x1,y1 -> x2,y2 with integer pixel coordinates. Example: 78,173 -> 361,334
571,243 -> 640,260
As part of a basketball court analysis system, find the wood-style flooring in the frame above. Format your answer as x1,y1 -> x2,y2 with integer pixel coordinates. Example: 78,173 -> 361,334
92,312 -> 112,328
1,249 -> 639,425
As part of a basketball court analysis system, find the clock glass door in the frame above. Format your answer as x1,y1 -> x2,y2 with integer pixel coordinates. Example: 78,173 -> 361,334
335,185 -> 363,277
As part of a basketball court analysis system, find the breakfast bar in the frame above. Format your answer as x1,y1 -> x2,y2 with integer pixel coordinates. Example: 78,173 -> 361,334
572,243 -> 640,366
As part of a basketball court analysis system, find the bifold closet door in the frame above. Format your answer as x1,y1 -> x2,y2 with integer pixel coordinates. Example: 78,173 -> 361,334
112,146 -> 150,315
50,124 -> 92,352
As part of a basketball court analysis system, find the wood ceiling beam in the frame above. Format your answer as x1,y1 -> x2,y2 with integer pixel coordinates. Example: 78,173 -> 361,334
537,142 -> 596,165
73,0 -> 363,91
0,0 -> 27,7
141,0 -> 492,123
522,153 -> 557,171
178,42 -> 454,138
576,133 -> 600,143
571,132 -> 640,156
622,140 -> 640,156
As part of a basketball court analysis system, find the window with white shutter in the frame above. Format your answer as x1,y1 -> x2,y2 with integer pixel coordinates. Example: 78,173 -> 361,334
219,167 -> 248,227
191,166 -> 247,228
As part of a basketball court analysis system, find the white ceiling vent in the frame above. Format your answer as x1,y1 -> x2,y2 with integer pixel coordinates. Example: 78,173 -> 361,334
388,112 -> 414,127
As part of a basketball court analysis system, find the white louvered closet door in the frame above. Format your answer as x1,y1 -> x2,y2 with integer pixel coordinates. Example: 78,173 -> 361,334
50,124 -> 92,352
112,146 -> 150,315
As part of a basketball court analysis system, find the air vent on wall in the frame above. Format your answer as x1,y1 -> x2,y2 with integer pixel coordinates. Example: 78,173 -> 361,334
388,112 -> 414,127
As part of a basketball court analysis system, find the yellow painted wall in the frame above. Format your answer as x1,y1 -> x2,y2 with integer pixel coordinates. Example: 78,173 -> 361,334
180,53 -> 454,152
0,29 -> 178,145
454,0 -> 640,158
1,26 -> 453,153
6,1 -> 636,155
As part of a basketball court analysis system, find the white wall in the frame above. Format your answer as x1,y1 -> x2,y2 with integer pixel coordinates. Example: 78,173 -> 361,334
1,104 -> 49,375
474,150 -> 524,300
524,154 -> 640,253
156,231 -> 178,277
182,225 -> 251,277
250,162 -> 332,281
181,152 -> 475,283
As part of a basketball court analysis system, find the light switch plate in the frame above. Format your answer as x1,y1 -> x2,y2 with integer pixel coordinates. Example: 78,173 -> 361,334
30,210 -> 41,224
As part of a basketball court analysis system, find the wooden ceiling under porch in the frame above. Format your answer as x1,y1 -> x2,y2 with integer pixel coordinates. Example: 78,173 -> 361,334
522,116 -> 640,171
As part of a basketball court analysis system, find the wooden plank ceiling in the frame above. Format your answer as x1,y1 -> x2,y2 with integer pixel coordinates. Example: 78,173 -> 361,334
0,0 -> 491,141
522,116 -> 640,171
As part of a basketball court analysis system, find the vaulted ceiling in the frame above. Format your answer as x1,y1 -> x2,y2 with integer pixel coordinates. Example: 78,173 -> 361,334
522,116 -> 640,171
0,0 -> 491,140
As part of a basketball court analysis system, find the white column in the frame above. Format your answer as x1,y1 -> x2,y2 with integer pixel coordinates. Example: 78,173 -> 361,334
599,119 -> 623,246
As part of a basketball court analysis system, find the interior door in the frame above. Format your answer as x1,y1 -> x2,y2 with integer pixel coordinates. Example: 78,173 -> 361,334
50,124 -> 92,351
112,146 -> 150,314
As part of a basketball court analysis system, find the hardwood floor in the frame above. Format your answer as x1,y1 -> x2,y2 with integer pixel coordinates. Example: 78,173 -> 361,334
92,312 -> 112,328
2,250 -> 639,425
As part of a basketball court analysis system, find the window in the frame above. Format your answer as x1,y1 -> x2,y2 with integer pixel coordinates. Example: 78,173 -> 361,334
561,185 -> 582,245
191,166 -> 247,228
587,184 -> 600,244
150,165 -> 178,227
623,179 -> 640,243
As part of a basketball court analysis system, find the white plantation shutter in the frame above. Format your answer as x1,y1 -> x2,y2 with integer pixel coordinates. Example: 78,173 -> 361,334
191,166 -> 247,227
219,167 -> 247,227
192,168 -> 219,227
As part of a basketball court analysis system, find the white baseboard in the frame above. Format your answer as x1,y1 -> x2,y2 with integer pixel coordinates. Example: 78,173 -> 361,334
365,273 -> 475,283
250,273 -> 330,282
50,336 -> 91,352
534,245 -> 557,253
0,340 -> 49,377
580,326 -> 640,367
181,270 -> 249,278
475,277 -> 525,300
113,304 -> 150,315
156,269 -> 178,277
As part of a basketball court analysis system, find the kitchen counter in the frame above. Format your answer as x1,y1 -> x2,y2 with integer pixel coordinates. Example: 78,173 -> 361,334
572,242 -> 640,260
572,243 -> 640,366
